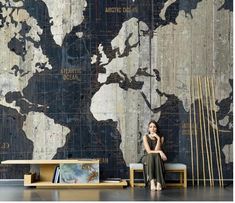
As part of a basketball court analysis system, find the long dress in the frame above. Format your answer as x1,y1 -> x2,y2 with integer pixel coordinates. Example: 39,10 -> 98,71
145,135 -> 165,187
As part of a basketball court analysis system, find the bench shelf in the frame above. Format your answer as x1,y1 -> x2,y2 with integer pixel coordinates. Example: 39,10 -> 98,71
1,159 -> 127,189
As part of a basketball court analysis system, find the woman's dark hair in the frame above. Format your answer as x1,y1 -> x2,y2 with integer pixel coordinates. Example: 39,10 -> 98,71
148,120 -> 162,137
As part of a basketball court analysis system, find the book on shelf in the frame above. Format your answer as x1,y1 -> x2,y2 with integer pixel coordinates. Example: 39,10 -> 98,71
52,166 -> 60,183
102,178 -> 121,183
102,180 -> 120,183
57,170 -> 60,183
52,167 -> 56,183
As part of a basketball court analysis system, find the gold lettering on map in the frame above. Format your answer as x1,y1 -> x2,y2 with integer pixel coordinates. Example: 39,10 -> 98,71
61,69 -> 81,81
105,7 -> 122,13
122,7 -> 138,13
105,7 -> 138,13
0,142 -> 10,149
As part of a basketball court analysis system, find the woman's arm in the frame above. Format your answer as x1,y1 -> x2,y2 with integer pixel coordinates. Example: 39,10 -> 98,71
143,135 -> 152,153
154,135 -> 163,151
154,136 -> 167,161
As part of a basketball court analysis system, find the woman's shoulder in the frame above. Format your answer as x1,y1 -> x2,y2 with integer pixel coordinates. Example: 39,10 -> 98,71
143,134 -> 149,139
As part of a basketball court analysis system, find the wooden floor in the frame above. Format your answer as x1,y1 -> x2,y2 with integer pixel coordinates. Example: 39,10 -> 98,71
0,181 -> 232,201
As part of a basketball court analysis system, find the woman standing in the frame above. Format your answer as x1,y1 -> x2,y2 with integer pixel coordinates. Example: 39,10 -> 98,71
143,120 -> 167,191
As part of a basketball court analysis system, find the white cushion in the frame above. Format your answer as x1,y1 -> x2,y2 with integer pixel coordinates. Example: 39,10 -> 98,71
129,163 -> 186,170
164,163 -> 186,170
129,163 -> 144,169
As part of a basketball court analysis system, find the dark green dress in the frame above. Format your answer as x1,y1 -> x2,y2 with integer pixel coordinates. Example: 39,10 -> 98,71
145,135 -> 165,186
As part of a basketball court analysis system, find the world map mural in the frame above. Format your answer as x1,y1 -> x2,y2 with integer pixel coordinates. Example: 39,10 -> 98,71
0,0 -> 233,181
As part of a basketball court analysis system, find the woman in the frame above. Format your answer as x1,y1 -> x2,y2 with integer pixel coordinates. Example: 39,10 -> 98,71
143,120 -> 167,191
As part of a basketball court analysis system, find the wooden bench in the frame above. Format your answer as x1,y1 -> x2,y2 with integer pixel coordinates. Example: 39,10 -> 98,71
129,163 -> 187,188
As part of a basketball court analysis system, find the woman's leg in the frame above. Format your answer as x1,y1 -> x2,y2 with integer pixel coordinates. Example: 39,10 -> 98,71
154,154 -> 165,190
146,154 -> 156,190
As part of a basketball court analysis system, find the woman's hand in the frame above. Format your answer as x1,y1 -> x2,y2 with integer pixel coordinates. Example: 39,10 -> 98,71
151,133 -> 160,140
159,151 -> 167,161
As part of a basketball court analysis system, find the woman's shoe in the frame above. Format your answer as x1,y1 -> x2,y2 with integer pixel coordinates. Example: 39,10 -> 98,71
156,182 -> 162,191
150,180 -> 156,191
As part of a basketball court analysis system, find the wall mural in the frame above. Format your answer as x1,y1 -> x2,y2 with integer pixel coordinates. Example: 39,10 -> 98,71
0,0 -> 233,182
